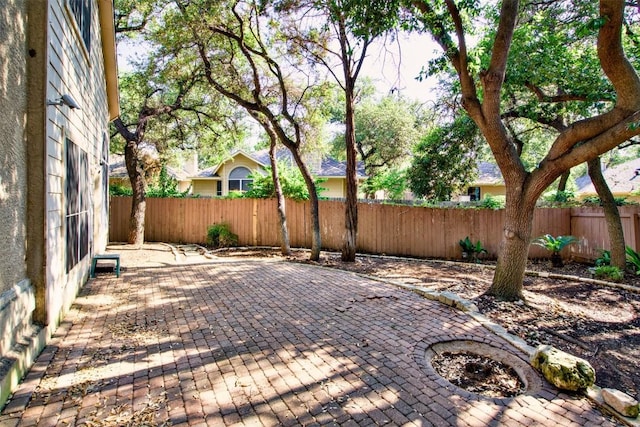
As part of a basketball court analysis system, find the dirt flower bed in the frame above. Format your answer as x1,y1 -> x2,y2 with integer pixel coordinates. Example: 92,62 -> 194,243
216,248 -> 640,401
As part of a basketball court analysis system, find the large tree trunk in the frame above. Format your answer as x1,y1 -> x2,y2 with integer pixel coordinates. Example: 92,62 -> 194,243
269,141 -> 291,256
342,81 -> 358,262
290,150 -> 321,261
588,157 -> 626,269
124,139 -> 146,246
487,192 -> 535,301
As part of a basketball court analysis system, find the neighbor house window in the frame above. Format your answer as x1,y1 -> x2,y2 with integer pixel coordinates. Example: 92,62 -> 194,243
66,138 -> 90,273
467,186 -> 481,201
228,167 -> 252,192
216,181 -> 222,196
68,0 -> 91,51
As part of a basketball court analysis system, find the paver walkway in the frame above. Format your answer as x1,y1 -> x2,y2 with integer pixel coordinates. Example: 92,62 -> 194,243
0,250 -> 619,426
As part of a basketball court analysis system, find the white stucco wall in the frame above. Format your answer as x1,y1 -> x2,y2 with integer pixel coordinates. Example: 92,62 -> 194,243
0,0 -> 35,363
0,0 -> 28,297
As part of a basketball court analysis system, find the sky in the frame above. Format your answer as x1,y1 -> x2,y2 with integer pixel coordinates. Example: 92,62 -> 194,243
360,32 -> 441,103
117,31 -> 442,104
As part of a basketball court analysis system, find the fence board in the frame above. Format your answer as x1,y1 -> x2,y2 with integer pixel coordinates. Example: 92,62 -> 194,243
109,197 -> 636,262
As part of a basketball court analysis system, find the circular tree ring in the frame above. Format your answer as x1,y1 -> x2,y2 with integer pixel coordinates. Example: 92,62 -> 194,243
425,340 -> 543,398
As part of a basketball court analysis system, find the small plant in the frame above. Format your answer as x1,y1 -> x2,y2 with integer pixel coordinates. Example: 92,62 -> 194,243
595,249 -> 611,267
206,223 -> 239,248
479,195 -> 505,209
593,265 -> 624,282
459,236 -> 488,262
626,246 -> 640,274
109,184 -> 133,196
531,234 -> 578,268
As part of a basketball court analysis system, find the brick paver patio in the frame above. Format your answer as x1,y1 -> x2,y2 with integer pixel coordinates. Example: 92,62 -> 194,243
0,253 -> 619,426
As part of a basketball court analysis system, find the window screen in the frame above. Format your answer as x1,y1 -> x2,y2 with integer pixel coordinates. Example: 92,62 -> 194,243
65,138 -> 90,272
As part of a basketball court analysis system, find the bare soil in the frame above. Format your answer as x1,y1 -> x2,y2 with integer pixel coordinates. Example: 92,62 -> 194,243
431,352 -> 525,398
214,248 -> 640,401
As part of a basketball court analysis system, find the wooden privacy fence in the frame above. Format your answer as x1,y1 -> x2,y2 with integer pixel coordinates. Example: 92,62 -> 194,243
109,197 -> 640,262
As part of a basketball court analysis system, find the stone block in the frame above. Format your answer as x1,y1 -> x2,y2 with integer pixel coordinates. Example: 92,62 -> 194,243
530,345 -> 595,391
602,388 -> 639,418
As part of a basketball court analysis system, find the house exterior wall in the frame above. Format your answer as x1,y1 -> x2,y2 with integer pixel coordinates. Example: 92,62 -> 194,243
0,0 -> 38,376
479,185 -> 506,198
45,0 -> 111,327
0,0 -> 29,299
0,0 -> 115,410
192,179 -> 220,197
218,154 -> 261,196
320,178 -> 346,198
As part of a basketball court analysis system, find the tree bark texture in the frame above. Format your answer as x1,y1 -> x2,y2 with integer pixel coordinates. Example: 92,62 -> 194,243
342,84 -> 358,262
556,170 -> 570,193
487,195 -> 535,301
412,0 -> 640,300
114,117 -> 147,246
124,139 -> 146,246
289,149 -> 321,261
588,157 -> 626,269
268,140 -> 291,256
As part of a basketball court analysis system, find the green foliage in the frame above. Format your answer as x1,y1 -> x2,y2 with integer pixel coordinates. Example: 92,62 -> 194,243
361,169 -> 408,201
407,115 -> 480,201
226,190 -> 245,199
479,195 -> 505,209
459,236 -> 487,262
551,190 -> 575,203
244,164 -> 322,201
593,265 -> 624,282
538,190 -> 578,207
582,195 -> 633,206
146,166 -> 191,198
206,223 -> 238,248
531,234 -> 578,255
625,246 -> 640,274
109,184 -> 133,196
595,249 -> 611,267
332,96 -> 421,188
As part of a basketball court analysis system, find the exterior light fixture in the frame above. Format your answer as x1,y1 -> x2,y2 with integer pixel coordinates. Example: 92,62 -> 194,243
47,94 -> 81,110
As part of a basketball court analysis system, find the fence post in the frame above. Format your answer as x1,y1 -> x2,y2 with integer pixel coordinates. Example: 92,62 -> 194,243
252,198 -> 258,246
632,208 -> 640,252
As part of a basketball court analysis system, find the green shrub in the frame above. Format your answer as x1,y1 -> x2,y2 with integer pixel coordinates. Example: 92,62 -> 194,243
146,166 -> 191,198
479,195 -> 505,209
583,195 -> 633,206
595,249 -> 611,267
593,265 -> 624,282
206,223 -> 239,248
531,234 -> 578,268
626,246 -> 640,274
458,236 -> 487,262
243,164 -> 325,201
109,184 -> 133,196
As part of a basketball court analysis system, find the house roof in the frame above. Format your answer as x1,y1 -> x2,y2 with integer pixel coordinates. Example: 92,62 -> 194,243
474,161 -> 504,186
576,157 -> 640,195
192,148 -> 366,179
108,155 -> 189,181
249,148 -> 366,178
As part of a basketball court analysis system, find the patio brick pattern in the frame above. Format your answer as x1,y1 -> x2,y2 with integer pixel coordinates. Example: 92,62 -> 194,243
0,257 -> 619,426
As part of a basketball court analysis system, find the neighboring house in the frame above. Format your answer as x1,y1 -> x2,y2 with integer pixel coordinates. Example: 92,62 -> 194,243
576,157 -> 640,202
189,149 -> 367,198
109,155 -> 192,193
0,0 -> 119,408
457,162 -> 506,201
